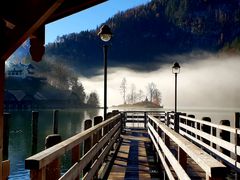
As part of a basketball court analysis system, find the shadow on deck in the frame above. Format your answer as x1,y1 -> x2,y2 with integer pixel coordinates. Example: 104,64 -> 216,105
107,128 -> 162,180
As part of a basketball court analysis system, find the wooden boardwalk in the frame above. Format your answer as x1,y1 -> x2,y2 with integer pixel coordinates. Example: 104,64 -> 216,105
108,128 -> 162,180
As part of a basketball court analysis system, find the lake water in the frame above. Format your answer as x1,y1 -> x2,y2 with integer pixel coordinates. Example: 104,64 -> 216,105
7,108 -> 101,180
6,107 -> 239,179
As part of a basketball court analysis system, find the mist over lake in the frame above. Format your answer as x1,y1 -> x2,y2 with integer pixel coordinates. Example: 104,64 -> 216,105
79,53 -> 240,110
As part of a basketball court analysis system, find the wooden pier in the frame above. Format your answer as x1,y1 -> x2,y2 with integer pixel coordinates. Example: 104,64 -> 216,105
23,110 -> 240,180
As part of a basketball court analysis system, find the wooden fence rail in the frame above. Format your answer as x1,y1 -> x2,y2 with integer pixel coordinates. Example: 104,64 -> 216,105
148,115 -> 226,180
177,114 -> 240,172
25,113 -> 121,180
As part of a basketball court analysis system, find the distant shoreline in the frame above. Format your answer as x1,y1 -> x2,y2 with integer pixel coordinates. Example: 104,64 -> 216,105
112,101 -> 163,109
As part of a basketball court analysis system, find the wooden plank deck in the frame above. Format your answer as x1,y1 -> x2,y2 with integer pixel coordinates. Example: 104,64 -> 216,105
107,129 -> 162,180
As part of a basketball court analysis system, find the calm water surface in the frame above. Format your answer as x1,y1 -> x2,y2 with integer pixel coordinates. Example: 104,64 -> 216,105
8,108 -> 101,180
6,107 -> 239,179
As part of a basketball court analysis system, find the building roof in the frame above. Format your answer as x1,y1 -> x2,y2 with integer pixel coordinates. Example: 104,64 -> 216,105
1,0 -> 107,62
7,90 -> 26,101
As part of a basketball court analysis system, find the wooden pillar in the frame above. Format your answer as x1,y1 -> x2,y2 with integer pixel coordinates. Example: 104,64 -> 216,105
52,110 -> 59,134
30,26 -> 45,62
45,134 -> 61,180
3,113 -> 10,160
31,111 -> 39,155
83,119 -> 92,175
0,60 -> 5,179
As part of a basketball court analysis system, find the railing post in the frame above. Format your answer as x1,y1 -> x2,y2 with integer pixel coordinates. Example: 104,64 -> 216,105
31,111 -> 39,155
83,119 -> 92,175
45,134 -> 61,180
174,113 -> 179,133
235,112 -> 240,179
52,110 -> 59,134
187,114 -> 195,137
163,132 -> 170,180
93,116 -> 103,178
166,112 -> 170,126
122,112 -> 126,130
178,147 -> 187,170
220,120 -> 231,157
144,112 -> 147,129
71,145 -> 80,180
201,117 -> 211,145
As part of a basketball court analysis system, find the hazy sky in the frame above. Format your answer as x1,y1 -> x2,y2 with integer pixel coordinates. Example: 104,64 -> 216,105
45,0 -> 150,44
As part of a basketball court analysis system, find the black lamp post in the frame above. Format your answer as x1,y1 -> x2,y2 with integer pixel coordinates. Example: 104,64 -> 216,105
172,62 -> 180,114
98,25 -> 112,120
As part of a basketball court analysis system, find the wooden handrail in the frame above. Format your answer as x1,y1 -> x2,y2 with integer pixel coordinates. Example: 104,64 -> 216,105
180,115 -> 238,133
148,122 -> 190,180
25,113 -> 121,172
59,121 -> 121,180
148,115 -> 226,179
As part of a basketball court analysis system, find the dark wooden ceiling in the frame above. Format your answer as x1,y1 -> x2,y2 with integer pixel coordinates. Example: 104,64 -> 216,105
0,0 -> 107,62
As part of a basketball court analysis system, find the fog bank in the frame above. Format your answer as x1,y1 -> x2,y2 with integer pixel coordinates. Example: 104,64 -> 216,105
79,54 -> 240,110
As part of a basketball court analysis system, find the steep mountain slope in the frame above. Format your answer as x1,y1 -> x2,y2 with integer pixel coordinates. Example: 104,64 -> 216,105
44,0 -> 240,76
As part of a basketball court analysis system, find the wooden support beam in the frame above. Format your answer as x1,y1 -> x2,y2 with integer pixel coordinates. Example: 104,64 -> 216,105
0,0 -> 65,62
2,160 -> 10,180
0,60 -> 5,178
30,25 -> 45,62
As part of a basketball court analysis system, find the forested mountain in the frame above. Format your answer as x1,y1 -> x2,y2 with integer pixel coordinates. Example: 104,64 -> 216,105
45,0 -> 240,76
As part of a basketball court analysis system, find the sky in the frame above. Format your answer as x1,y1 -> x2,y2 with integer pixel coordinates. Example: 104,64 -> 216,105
45,0 -> 150,44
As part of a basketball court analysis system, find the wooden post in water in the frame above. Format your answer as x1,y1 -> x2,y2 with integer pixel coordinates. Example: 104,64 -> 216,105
45,134 -> 62,180
83,119 -> 92,175
3,113 -> 10,160
52,109 -> 59,134
31,111 -> 39,155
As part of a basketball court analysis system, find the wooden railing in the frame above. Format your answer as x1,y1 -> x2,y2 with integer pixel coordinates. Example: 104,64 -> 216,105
177,113 -> 240,172
147,115 -> 227,180
25,113 -> 122,180
122,110 -> 166,128
24,110 -> 239,180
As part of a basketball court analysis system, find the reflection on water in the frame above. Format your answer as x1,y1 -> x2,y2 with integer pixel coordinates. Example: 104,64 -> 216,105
7,108 -> 100,180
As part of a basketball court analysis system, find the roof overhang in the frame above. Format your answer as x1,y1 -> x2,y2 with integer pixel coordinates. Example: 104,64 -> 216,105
0,0 -> 107,62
